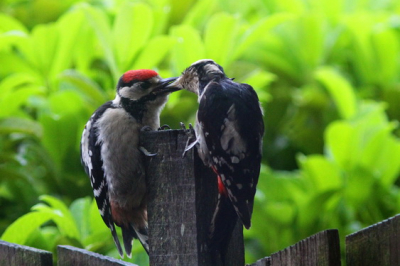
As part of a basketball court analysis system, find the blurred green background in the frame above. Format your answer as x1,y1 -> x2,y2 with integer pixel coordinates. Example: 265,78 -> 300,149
1,0 -> 400,264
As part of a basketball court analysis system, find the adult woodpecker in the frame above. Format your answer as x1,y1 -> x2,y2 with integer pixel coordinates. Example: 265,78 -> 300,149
80,69 -> 177,257
168,59 -> 264,256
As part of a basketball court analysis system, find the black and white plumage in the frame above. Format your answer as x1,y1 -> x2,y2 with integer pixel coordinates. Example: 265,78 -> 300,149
168,59 -> 264,255
80,69 -> 177,257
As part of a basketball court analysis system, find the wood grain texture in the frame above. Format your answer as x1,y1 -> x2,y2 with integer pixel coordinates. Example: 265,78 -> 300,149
141,129 -> 244,266
57,246 -> 137,266
0,240 -> 53,266
248,257 -> 271,266
346,214 -> 400,266
248,230 -> 341,266
271,230 -> 341,266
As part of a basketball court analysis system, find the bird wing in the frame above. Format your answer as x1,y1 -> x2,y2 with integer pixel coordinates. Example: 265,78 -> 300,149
198,80 -> 264,228
80,101 -> 124,257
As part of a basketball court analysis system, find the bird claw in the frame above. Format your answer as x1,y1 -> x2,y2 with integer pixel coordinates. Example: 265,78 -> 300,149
158,124 -> 171,130
139,146 -> 157,157
141,126 -> 153,132
180,122 -> 187,130
180,122 -> 197,158
183,138 -> 198,158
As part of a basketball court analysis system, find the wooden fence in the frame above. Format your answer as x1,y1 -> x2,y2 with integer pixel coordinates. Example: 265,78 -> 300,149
1,130 -> 399,266
1,214 -> 400,266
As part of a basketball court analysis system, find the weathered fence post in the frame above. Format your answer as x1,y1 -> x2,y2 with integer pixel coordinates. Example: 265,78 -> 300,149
57,246 -> 137,266
346,214 -> 400,266
248,229 -> 341,266
0,240 -> 52,266
140,129 -> 244,266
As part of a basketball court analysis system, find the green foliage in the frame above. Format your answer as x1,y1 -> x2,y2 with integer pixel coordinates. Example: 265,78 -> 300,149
1,0 -> 400,264
1,195 -> 148,264
247,101 -> 400,262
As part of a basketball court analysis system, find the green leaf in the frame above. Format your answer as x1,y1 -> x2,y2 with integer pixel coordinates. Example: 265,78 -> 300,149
39,116 -> 79,168
147,0 -> 171,36
0,52 -> 36,77
27,24 -> 58,76
59,70 -> 107,107
49,7 -> 85,80
325,120 -> 357,168
38,91 -> 84,167
48,90 -> 85,115
371,28 -> 399,84
83,5 -> 119,81
0,30 -> 28,50
204,13 -> 239,65
344,14 -> 374,83
70,197 -> 92,240
34,195 -> 80,239
88,198 -> 108,236
299,154 -> 342,192
1,212 -> 53,244
132,35 -> 176,70
183,0 -> 217,28
0,73 -> 39,96
170,25 -> 205,73
325,101 -> 400,189
315,67 -> 357,119
0,14 -> 28,33
257,37 -> 300,81
233,13 -> 294,61
0,117 -> 42,138
0,85 -> 44,118
376,137 -> 400,187
112,2 -> 153,71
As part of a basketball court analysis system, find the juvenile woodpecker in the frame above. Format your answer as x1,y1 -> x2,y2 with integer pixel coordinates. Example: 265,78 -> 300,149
168,59 -> 264,254
80,69 -> 177,257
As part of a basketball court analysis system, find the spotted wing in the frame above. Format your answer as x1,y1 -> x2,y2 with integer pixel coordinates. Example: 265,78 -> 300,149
197,79 -> 264,228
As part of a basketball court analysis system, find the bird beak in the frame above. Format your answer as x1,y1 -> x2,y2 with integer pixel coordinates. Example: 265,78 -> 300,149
152,77 -> 180,95
165,76 -> 183,89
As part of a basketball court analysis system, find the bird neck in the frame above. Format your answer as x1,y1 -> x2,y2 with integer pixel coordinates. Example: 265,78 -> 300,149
120,96 -> 152,123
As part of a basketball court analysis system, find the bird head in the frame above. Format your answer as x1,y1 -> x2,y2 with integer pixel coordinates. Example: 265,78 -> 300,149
116,69 -> 178,102
167,59 -> 226,95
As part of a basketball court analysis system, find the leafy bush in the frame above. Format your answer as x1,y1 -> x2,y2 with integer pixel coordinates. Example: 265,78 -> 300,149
1,195 -> 148,264
1,0 -> 400,264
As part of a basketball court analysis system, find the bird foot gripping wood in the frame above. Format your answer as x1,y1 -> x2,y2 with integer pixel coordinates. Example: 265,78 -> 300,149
140,126 -> 158,156
139,146 -> 157,157
180,122 -> 198,158
158,124 -> 171,130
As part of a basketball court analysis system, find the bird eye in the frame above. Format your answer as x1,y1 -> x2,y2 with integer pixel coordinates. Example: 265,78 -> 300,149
140,82 -> 151,90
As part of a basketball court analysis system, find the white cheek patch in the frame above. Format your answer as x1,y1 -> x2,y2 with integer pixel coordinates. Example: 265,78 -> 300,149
118,86 -> 144,100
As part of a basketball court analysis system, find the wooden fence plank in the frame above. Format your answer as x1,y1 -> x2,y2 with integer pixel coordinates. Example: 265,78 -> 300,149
0,240 -> 52,266
270,230 -> 341,266
248,230 -> 341,266
57,246 -> 137,266
346,214 -> 400,266
248,257 -> 271,266
141,129 -> 244,266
